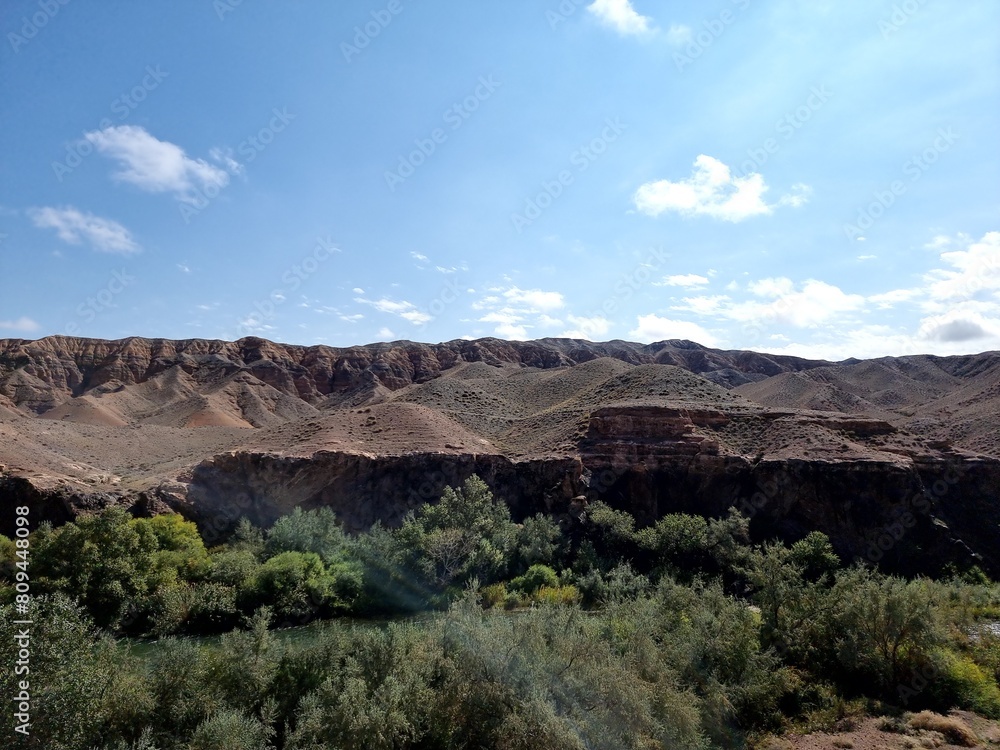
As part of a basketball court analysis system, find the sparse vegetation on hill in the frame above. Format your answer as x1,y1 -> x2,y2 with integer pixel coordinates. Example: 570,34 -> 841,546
2,477 -> 999,749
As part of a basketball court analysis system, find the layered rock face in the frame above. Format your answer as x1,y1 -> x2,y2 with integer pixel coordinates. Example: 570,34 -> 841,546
1,335 -> 998,578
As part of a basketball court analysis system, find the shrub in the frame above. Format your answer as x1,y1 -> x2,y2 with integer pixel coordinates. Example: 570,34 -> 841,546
510,564 -> 559,594
264,506 -> 350,565
908,711 -> 979,747
480,582 -> 507,609
188,709 -> 274,750
926,649 -> 1000,718
532,585 -> 580,606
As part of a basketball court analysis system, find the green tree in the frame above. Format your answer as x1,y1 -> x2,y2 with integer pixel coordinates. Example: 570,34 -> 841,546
395,475 -> 518,594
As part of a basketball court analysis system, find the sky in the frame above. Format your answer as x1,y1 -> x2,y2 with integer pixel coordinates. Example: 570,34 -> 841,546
1,0 -> 998,361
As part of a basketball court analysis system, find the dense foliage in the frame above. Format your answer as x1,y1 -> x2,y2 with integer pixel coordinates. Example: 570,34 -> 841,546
2,476 -> 999,749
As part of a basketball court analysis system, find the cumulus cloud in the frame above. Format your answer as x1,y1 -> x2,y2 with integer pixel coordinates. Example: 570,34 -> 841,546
494,323 -> 529,339
924,231 -> 1000,303
28,206 -> 140,254
0,317 -> 40,333
560,315 -> 611,340
731,278 -> 865,328
633,156 -> 810,222
919,315 -> 993,343
628,314 -> 717,345
587,0 -> 653,36
84,125 -> 237,205
670,278 -> 865,329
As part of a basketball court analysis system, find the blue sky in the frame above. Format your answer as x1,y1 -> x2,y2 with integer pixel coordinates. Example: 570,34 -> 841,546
1,0 -> 998,360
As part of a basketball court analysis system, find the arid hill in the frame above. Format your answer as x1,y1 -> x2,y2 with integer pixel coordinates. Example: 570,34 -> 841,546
1,335 -> 998,576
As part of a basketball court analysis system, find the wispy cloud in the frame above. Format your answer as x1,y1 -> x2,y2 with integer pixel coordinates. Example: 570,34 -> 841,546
0,317 -> 40,333
84,125 -> 238,205
502,287 -> 565,311
633,155 -> 810,222
355,296 -> 432,325
28,206 -> 140,254
656,274 -> 709,289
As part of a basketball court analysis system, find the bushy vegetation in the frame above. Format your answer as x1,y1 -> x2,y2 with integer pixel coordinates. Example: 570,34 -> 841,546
2,475 -> 999,749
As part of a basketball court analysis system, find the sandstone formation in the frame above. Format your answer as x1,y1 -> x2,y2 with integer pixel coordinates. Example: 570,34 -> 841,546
1,335 -> 998,576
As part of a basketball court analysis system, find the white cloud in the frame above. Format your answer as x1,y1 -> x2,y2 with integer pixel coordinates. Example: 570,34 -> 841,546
628,314 -> 717,346
84,125 -> 235,205
28,206 -> 140,254
924,231 -> 1000,302
480,310 -> 523,326
352,288 -> 365,295
355,297 -> 432,325
410,251 -> 429,262
502,287 -> 565,311
587,0 -> 653,36
633,155 -> 810,222
494,323 -> 528,339
868,289 -> 920,309
177,264 -> 191,274
730,279 -> 865,328
537,314 -> 564,328
376,327 -> 395,340
665,23 -> 692,46
0,317 -> 40,333
672,295 -> 729,315
657,273 -> 709,288
560,315 -> 611,340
